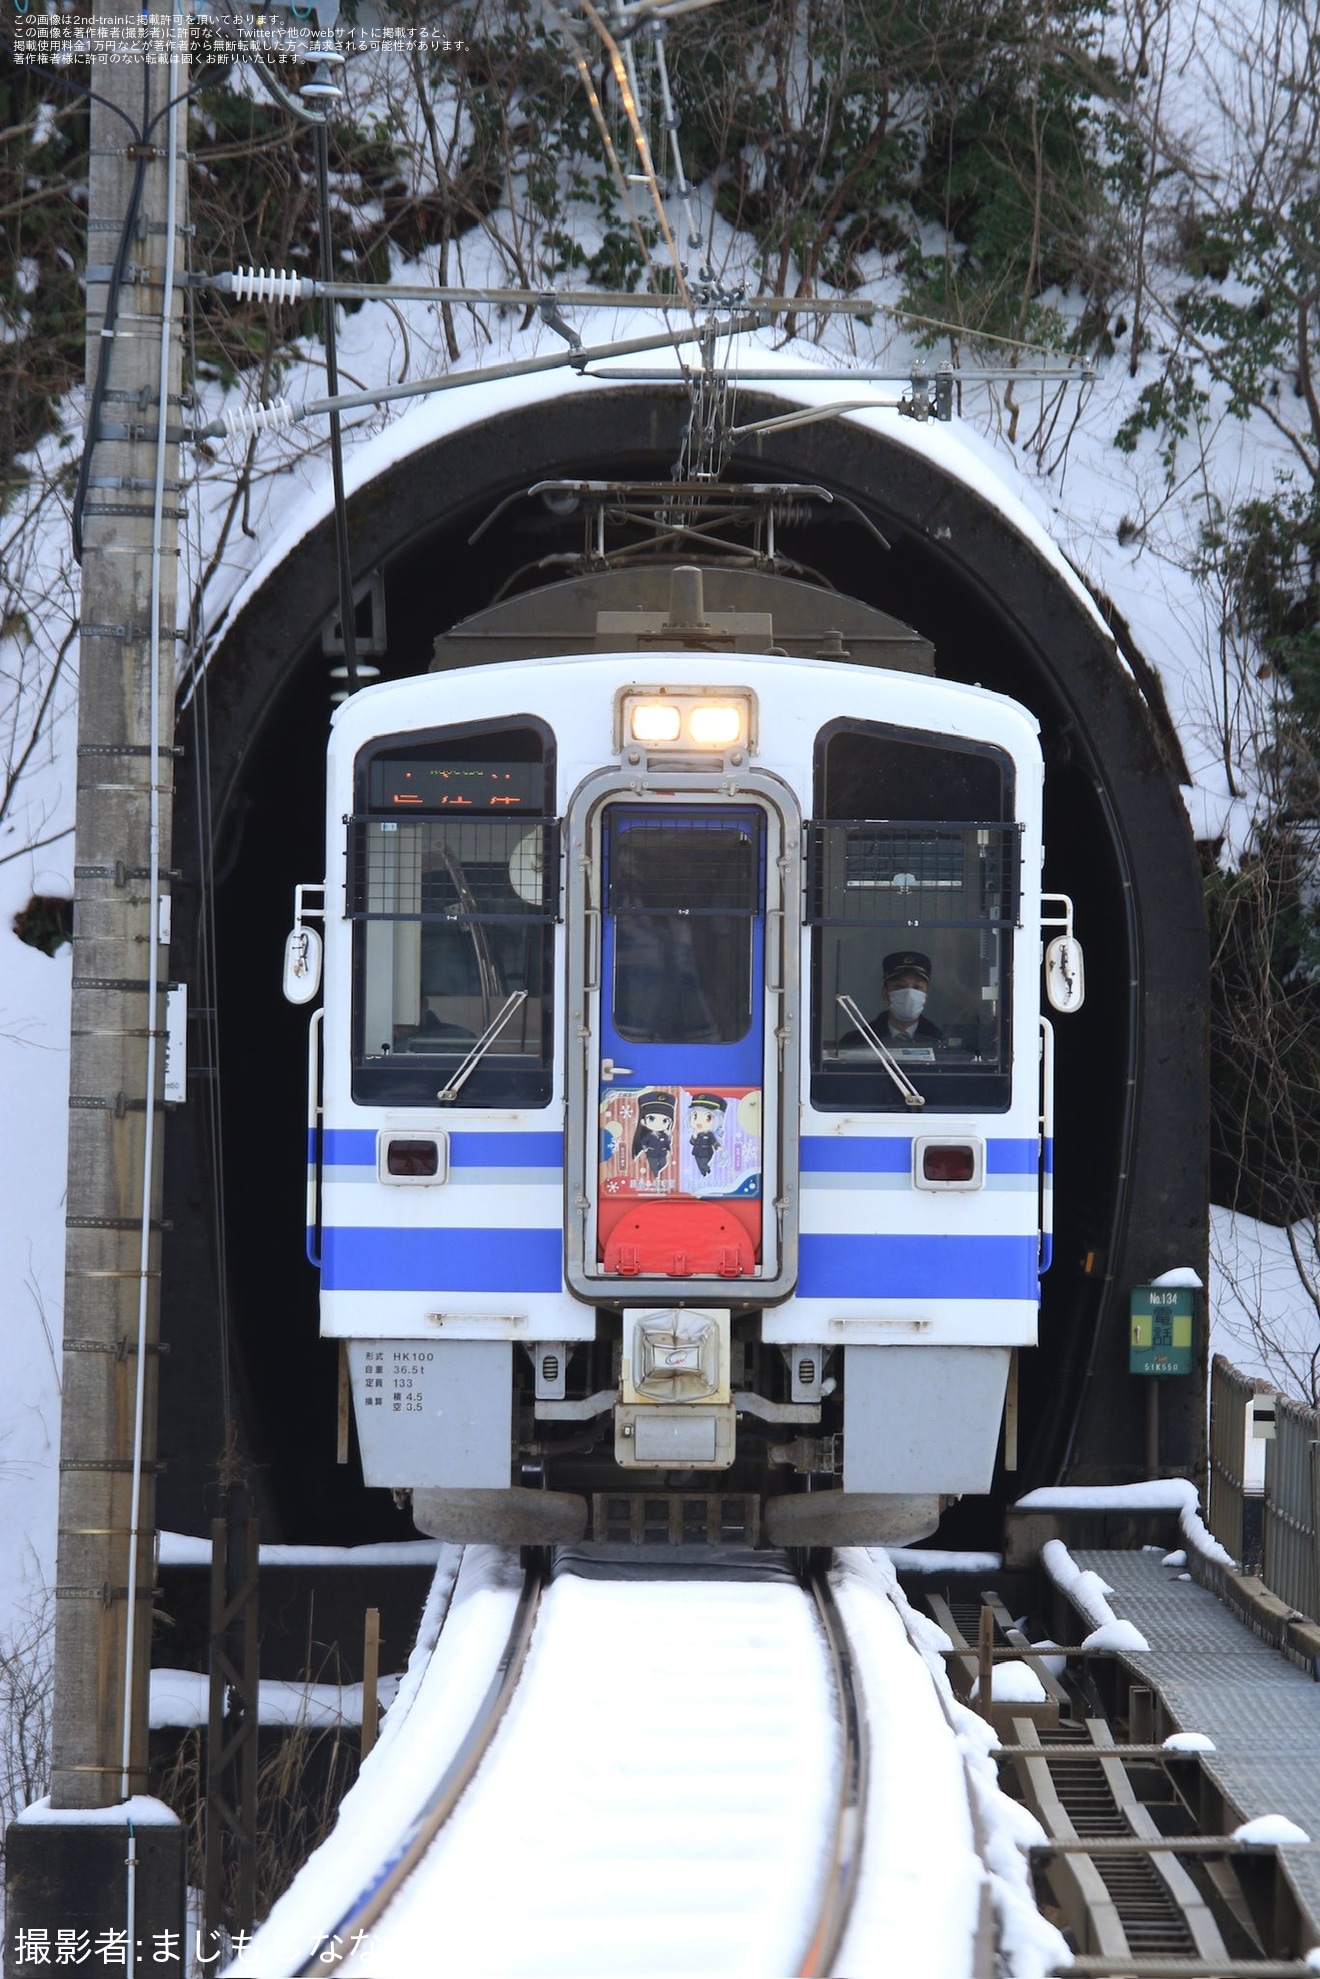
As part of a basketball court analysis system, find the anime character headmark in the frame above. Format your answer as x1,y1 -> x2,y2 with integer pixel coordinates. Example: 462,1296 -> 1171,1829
631,1089 -> 675,1179
687,1092 -> 727,1177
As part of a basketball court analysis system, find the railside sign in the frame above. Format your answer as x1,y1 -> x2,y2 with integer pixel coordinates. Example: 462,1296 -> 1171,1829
1129,1286 -> 1195,1377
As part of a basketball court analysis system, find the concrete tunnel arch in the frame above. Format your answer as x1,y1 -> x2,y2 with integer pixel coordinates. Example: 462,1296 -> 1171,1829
161,382 -> 1208,1546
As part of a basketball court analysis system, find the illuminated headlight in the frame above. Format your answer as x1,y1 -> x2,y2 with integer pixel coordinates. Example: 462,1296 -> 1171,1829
688,703 -> 743,747
623,1308 -> 731,1405
630,701 -> 683,744
620,689 -> 754,753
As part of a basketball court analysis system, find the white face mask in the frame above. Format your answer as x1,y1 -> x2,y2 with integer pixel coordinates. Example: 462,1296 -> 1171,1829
888,986 -> 926,1023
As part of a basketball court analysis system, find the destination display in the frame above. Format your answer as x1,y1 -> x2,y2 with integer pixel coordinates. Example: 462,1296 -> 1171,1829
369,759 -> 543,811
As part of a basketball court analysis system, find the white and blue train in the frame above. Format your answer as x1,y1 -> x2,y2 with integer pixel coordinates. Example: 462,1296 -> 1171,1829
284,563 -> 1082,1548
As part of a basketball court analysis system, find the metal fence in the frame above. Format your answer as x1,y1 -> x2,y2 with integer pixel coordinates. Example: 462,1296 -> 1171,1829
1208,1353 -> 1320,1622
1208,1354 -> 1255,1570
1262,1392 -> 1320,1625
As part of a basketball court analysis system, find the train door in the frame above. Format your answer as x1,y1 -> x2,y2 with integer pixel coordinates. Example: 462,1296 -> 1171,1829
565,780 -> 799,1301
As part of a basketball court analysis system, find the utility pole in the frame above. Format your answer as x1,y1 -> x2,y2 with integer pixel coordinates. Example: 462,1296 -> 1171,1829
5,0 -> 188,1963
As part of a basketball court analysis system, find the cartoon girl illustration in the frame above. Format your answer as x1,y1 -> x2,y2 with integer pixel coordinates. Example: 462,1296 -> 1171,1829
687,1092 -> 727,1177
631,1089 -> 675,1179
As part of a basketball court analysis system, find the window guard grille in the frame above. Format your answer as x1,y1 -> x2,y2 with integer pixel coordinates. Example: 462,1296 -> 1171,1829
347,817 -> 560,921
806,820 -> 1021,927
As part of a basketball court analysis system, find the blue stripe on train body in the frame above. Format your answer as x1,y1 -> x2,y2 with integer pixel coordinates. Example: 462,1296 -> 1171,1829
316,1128 -> 565,1168
796,1233 -> 1039,1301
318,1227 -> 1038,1301
312,1135 -> 1047,1299
321,1225 -> 564,1293
799,1136 -> 1042,1174
317,1130 -> 1041,1175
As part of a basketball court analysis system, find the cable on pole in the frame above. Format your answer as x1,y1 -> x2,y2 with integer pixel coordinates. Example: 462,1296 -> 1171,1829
312,91 -> 361,693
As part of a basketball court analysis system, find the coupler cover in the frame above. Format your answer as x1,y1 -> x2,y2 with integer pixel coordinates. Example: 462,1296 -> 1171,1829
615,1402 -> 738,1469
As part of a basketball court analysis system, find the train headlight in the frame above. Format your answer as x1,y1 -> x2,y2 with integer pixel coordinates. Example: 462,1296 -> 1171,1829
630,701 -> 683,744
619,688 -> 755,754
687,703 -> 744,747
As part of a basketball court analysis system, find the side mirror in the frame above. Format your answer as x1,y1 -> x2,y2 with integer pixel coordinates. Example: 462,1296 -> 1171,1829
1044,934 -> 1085,1013
283,925 -> 323,1005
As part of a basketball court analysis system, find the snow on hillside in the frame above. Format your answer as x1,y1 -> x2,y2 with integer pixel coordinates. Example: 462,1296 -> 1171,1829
4,0 -> 1318,1872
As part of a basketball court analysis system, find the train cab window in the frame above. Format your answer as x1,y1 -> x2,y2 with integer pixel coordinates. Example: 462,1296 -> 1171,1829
809,722 -> 1019,1111
348,720 -> 557,1107
607,813 -> 760,1045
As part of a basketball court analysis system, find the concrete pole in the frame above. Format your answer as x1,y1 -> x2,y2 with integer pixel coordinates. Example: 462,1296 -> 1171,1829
48,0 -> 187,1811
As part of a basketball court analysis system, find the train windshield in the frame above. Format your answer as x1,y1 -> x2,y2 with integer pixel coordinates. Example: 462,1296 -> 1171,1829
809,723 -> 1018,1111
349,721 -> 557,1107
608,813 -> 760,1045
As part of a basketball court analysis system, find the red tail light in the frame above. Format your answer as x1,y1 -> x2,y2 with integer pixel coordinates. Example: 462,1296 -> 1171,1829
922,1143 -> 977,1184
387,1138 -> 440,1177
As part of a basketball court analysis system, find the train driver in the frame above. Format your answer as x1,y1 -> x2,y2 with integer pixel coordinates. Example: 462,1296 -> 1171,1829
877,950 -> 943,1043
840,949 -> 945,1052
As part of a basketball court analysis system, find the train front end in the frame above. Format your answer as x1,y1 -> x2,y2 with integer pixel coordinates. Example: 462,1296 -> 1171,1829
289,588 -> 1055,1549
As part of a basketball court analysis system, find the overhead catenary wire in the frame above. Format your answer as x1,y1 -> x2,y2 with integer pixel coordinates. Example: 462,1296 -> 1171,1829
553,0 -> 722,458
199,271 -> 871,313
313,112 -> 361,693
192,313 -> 768,441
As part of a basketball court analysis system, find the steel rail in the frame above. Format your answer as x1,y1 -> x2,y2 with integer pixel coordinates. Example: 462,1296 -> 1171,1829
795,1558 -> 870,1978
292,1550 -> 546,1978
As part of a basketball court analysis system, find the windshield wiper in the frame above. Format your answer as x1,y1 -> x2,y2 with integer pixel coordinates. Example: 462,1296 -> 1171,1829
438,842 -> 503,1012
437,990 -> 528,1103
835,994 -> 926,1108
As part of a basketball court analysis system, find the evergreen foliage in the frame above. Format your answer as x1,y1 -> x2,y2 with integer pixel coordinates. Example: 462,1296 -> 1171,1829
0,64 -> 88,476
4,0 -> 1320,1239
3,0 -> 1127,477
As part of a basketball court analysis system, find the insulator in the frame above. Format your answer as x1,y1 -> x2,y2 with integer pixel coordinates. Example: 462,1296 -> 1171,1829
301,51 -> 346,102
230,266 -> 306,306
220,398 -> 296,441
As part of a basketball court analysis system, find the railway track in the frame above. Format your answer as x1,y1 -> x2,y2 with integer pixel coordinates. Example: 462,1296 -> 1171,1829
796,1555 -> 870,1977
288,1547 -> 869,1978
292,1548 -> 547,1978
261,1547 -> 1320,1978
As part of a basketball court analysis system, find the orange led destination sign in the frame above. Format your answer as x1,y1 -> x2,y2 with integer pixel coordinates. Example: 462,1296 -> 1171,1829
370,760 -> 542,813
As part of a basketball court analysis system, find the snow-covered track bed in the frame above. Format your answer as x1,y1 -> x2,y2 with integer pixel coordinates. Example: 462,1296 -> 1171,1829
234,1544 -> 1025,1978
332,1548 -> 857,1978
288,1545 -> 545,1976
